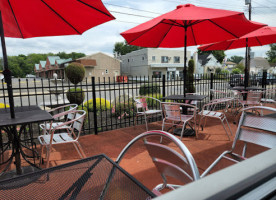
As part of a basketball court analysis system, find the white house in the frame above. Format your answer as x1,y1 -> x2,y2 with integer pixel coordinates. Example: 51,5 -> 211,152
193,52 -> 222,74
240,57 -> 270,74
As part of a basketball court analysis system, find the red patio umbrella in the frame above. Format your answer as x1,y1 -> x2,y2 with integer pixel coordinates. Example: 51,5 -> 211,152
0,0 -> 115,118
199,26 -> 276,87
121,4 -> 265,96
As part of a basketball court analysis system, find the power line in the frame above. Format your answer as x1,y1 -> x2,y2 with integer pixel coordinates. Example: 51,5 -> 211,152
109,10 -> 155,19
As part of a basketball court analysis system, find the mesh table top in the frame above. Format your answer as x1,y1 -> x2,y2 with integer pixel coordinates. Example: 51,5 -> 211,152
0,106 -> 53,127
0,154 -> 155,200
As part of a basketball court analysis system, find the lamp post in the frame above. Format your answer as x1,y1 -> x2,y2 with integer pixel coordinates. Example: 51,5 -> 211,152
245,0 -> 252,88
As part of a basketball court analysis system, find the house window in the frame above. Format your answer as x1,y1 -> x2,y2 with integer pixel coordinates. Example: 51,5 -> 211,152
128,59 -> 129,62
153,71 -> 162,78
105,69 -> 108,74
174,56 -> 180,63
152,56 -> 156,61
142,57 -> 144,60
161,56 -> 169,63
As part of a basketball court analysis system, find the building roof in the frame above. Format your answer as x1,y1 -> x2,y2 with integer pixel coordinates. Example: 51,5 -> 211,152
81,52 -> 121,62
47,56 -> 60,65
240,57 -> 270,70
225,61 -> 236,65
198,54 -> 211,66
56,58 -> 72,65
40,61 -> 46,68
35,64 -> 40,70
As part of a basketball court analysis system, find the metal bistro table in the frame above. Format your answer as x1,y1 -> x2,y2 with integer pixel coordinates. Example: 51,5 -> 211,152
0,106 -> 53,175
0,154 -> 156,199
161,94 -> 207,136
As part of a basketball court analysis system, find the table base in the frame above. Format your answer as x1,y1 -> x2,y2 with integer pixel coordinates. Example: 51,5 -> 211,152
173,128 -> 195,137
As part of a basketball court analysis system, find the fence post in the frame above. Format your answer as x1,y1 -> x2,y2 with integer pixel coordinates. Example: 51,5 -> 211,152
162,74 -> 166,97
262,71 -> 267,89
92,77 -> 98,135
210,73 -> 214,100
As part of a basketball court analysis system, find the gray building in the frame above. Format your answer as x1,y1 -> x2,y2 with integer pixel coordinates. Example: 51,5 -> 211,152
120,48 -> 191,80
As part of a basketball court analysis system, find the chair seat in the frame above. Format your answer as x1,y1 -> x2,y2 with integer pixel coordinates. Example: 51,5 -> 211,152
166,115 -> 193,122
261,98 -> 276,103
200,110 -> 224,118
138,110 -> 162,115
44,122 -> 72,130
239,100 -> 261,106
38,133 -> 74,145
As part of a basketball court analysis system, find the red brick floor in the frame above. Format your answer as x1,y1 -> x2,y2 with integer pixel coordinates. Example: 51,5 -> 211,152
2,111 -> 269,191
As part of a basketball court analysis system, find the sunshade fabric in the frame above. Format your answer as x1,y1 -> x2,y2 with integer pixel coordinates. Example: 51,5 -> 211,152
0,0 -> 115,38
121,4 -> 265,48
199,26 -> 276,51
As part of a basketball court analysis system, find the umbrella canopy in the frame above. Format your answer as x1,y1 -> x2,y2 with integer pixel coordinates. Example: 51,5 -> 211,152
0,0 -> 115,118
1,0 -> 115,38
121,4 -> 264,48
199,26 -> 276,51
121,4 -> 265,96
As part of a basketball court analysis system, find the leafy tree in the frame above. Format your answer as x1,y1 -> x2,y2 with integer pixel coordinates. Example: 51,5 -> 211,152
221,69 -> 229,74
266,43 -> 276,63
197,49 -> 226,63
113,40 -> 144,56
228,55 -> 243,64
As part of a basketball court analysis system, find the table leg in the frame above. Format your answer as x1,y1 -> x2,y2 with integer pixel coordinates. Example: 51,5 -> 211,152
12,126 -> 22,175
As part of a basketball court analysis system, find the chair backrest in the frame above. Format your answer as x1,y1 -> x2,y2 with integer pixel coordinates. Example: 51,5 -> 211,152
231,106 -> 276,154
51,110 -> 86,140
49,104 -> 78,121
116,130 -> 200,188
210,89 -> 227,100
246,91 -> 263,102
163,104 -> 181,120
135,97 -> 149,112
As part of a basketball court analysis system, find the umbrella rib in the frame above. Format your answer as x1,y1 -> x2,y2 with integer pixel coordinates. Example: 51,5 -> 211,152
40,0 -> 81,34
156,23 -> 174,47
226,40 -> 234,50
127,20 -> 165,44
255,37 -> 262,46
77,0 -> 115,19
161,21 -> 183,28
6,0 -> 24,38
208,19 -> 238,38
190,26 -> 197,45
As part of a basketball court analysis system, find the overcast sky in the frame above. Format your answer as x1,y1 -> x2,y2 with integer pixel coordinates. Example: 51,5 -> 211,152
3,0 -> 276,59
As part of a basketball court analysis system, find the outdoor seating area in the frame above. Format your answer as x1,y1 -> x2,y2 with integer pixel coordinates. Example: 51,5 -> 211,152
1,0 -> 276,199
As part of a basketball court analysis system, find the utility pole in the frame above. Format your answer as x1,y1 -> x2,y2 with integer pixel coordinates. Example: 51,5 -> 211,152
245,0 -> 252,88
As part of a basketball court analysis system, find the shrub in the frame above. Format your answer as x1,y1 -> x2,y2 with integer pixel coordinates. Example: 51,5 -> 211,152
111,94 -> 132,106
139,83 -> 160,95
65,62 -> 85,84
112,101 -> 135,119
187,59 -> 195,93
66,88 -> 85,105
232,68 -> 242,74
83,98 -> 111,112
221,69 -> 230,74
0,103 -> 10,109
215,67 -> 222,74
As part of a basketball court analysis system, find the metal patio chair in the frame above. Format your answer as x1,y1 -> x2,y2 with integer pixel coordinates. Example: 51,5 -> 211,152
134,96 -> 162,131
162,102 -> 197,139
261,88 -> 276,105
39,104 -> 78,134
198,98 -> 233,140
201,106 -> 276,177
116,130 -> 201,196
38,110 -> 86,168
237,90 -> 263,108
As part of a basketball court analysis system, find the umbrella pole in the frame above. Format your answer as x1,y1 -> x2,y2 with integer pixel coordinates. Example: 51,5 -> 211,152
0,12 -> 15,118
244,39 -> 248,89
183,26 -> 187,97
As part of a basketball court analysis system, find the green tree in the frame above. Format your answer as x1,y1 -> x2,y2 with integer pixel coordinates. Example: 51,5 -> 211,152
113,40 -> 144,56
228,55 -> 243,64
197,49 -> 226,63
215,67 -> 222,73
266,43 -> 276,63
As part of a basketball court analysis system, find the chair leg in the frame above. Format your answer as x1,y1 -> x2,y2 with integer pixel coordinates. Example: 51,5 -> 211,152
197,116 -> 203,137
242,143 -> 247,157
74,142 -> 86,158
180,122 -> 186,140
144,115 -> 149,131
225,117 -> 233,136
221,119 -> 231,141
39,145 -> 45,166
45,146 -> 51,168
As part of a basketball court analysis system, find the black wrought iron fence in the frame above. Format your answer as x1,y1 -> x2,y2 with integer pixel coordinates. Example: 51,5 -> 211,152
0,72 -> 275,141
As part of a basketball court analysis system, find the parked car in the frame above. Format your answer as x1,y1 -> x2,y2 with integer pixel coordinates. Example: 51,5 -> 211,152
26,74 -> 36,78
229,74 -> 244,87
256,73 -> 276,85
